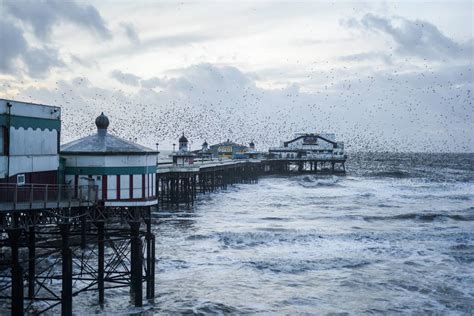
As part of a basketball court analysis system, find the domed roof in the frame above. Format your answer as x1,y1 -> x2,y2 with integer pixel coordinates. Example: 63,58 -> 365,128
179,133 -> 188,143
95,112 -> 109,130
61,113 -> 157,155
202,140 -> 208,146
249,140 -> 255,147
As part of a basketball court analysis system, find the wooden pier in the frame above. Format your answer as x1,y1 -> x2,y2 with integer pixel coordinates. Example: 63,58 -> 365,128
0,156 -> 346,314
0,99 -> 348,314
157,159 -> 262,207
0,184 -> 155,315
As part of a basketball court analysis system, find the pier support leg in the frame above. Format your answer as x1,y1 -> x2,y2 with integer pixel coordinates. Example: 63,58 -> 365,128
145,207 -> 155,299
7,228 -> 24,315
129,220 -> 143,307
28,226 -> 36,299
81,209 -> 87,249
96,221 -> 105,304
59,223 -> 72,316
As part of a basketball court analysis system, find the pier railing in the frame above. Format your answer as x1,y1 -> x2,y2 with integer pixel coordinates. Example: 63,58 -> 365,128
0,183 -> 98,210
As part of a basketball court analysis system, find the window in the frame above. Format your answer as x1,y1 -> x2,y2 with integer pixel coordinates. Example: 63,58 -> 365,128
17,174 -> 25,185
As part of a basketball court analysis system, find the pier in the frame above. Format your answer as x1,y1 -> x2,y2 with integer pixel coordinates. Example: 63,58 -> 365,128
0,99 -> 346,314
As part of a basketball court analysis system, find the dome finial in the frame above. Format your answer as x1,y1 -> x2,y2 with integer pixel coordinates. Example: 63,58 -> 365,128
95,112 -> 109,135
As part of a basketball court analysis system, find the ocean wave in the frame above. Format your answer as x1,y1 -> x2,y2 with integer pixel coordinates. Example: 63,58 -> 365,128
363,213 -> 474,222
214,231 -> 323,248
244,258 -> 374,274
186,234 -> 211,240
174,301 -> 248,314
369,170 -> 412,178
295,175 -> 342,188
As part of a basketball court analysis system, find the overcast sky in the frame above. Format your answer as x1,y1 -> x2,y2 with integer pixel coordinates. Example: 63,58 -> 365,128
0,0 -> 472,152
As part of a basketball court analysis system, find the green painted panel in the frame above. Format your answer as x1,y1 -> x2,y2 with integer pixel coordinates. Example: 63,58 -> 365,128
65,165 -> 157,175
0,114 -> 60,131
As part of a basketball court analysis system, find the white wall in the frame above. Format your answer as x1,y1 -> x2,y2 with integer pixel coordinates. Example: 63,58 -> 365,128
10,127 -> 57,155
62,154 -> 156,168
9,155 -> 59,176
0,99 -> 61,119
287,137 -> 334,150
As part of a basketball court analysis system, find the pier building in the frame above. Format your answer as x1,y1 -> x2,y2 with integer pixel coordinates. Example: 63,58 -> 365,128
0,99 -> 60,190
1,106 -> 157,315
171,133 -> 195,166
268,133 -> 346,173
61,113 -> 158,206
192,140 -> 213,160
209,139 -> 248,159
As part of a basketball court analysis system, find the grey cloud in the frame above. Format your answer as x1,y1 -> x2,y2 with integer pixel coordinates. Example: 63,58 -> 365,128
14,62 -> 473,152
0,21 -> 28,74
141,77 -> 166,89
95,33 -> 212,59
338,51 -> 392,64
0,19 -> 63,77
110,70 -> 142,86
23,47 -> 64,77
1,0 -> 111,77
4,0 -> 112,40
345,13 -> 473,60
120,22 -> 140,44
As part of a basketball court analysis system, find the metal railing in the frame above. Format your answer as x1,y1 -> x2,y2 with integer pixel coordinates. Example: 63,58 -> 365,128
0,184 -> 98,209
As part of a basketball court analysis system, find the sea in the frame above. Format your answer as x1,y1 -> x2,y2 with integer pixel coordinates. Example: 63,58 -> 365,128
6,153 -> 474,314
100,152 -> 473,315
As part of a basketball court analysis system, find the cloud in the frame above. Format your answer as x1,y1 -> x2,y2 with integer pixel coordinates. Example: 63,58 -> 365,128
0,0 -> 112,77
141,77 -> 166,89
95,33 -> 213,59
338,51 -> 392,64
4,0 -> 112,40
110,70 -> 168,89
344,13 -> 473,60
110,70 -> 142,86
0,19 -> 63,77
0,20 -> 28,74
120,22 -> 140,45
13,63 -> 473,153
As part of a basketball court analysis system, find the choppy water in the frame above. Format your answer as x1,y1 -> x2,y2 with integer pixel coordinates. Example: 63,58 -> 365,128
16,153 -> 474,314
142,153 -> 473,315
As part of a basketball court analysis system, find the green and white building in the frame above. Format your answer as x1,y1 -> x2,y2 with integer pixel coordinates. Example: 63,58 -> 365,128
0,99 -> 61,186
60,113 -> 158,207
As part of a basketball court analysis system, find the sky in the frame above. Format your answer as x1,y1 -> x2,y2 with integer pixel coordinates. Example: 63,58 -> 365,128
0,0 -> 472,152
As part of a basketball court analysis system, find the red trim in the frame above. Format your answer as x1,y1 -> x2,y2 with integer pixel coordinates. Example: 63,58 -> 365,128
129,175 -> 133,199
102,175 -> 107,200
142,174 -> 145,198
117,175 -> 121,200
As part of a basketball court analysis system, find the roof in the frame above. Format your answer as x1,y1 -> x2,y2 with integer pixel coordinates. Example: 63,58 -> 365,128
211,140 -> 246,147
283,133 -> 337,147
61,112 -> 157,156
179,133 -> 188,143
61,133 -> 157,155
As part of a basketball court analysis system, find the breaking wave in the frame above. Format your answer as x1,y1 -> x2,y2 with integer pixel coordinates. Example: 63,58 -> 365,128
363,213 -> 474,222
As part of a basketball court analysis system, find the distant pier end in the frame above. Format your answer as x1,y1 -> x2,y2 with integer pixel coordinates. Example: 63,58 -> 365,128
267,133 -> 347,173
